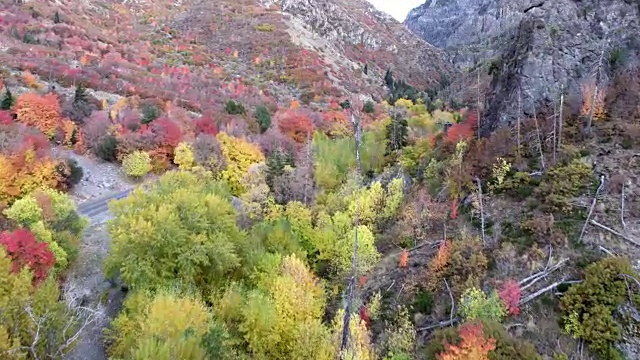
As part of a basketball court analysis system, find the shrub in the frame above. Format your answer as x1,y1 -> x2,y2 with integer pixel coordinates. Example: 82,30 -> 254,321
59,158 -> 84,188
560,257 -> 636,358
536,160 -> 592,214
173,142 -> 194,170
362,101 -> 375,114
255,23 -> 276,32
122,151 -> 152,178
255,105 -> 271,133
224,100 -> 246,115
141,104 -> 160,124
413,288 -> 434,314
95,135 -> 118,162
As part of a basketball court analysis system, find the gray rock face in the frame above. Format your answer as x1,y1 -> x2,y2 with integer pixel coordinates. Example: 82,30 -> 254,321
405,0 -> 640,133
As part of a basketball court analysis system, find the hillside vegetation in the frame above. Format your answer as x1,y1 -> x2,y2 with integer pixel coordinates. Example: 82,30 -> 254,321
0,0 -> 640,360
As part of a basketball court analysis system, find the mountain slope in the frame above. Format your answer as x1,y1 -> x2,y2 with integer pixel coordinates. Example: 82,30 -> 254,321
405,0 -> 640,133
0,0 -> 451,111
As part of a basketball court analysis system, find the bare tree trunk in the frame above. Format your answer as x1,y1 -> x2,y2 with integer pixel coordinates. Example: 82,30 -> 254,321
517,90 -> 522,157
558,89 -> 564,148
475,177 -> 486,247
587,49 -> 605,132
527,92 -> 546,170
578,175 -> 605,243
553,95 -> 557,164
477,71 -> 481,139
339,113 -> 362,359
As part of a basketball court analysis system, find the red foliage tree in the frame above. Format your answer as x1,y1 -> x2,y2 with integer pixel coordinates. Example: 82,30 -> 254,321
194,115 -> 219,136
277,110 -> 314,143
498,280 -> 522,316
0,110 -> 12,125
0,229 -> 55,284
437,322 -> 496,360
152,117 -> 183,148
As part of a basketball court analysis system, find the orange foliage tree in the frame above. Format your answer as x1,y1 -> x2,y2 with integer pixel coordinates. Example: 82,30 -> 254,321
437,322 -> 496,360
278,110 -> 315,143
399,249 -> 409,268
15,93 -> 63,139
0,148 -> 61,206
427,240 -> 452,290
580,81 -> 606,120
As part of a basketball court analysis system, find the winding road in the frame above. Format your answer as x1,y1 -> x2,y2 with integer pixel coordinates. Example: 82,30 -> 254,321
77,189 -> 131,218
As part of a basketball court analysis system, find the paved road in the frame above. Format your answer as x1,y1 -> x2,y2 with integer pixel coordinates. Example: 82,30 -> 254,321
77,189 -> 131,218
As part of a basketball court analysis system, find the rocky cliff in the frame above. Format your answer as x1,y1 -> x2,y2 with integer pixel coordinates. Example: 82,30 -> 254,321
268,0 -> 453,92
405,0 -> 640,134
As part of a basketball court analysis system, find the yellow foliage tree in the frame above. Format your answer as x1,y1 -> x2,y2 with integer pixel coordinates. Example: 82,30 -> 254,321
108,291 -> 211,360
331,309 -> 375,360
173,142 -> 195,170
217,132 -> 265,195
122,151 -> 152,178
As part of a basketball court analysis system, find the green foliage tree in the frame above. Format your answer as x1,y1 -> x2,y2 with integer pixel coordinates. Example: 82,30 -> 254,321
560,257 -> 637,358
255,105 -> 271,133
122,151 -> 152,178
96,135 -> 118,162
105,171 -> 246,293
458,287 -> 506,322
4,188 -> 87,270
536,159 -> 592,214
1,88 -> 14,110
382,307 -> 416,360
0,249 -> 79,359
362,101 -> 375,114
141,104 -> 160,124
385,113 -> 408,154
225,100 -> 246,115
107,291 -> 211,360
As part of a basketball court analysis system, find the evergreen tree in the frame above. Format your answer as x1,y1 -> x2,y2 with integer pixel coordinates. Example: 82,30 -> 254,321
73,85 -> 87,105
265,149 -> 293,194
385,112 -> 408,154
53,11 -> 61,24
384,69 -> 394,89
1,88 -> 14,110
339,99 -> 351,110
255,105 -> 271,133
363,63 -> 368,75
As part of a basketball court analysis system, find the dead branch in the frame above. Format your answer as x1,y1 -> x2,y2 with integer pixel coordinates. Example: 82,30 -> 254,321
417,318 -> 460,332
618,274 -> 640,290
578,175 -> 605,243
519,279 -> 582,306
519,257 -> 568,290
590,220 -> 640,247
444,279 -> 454,325
599,245 -> 615,256
408,240 -> 441,254
386,280 -> 396,292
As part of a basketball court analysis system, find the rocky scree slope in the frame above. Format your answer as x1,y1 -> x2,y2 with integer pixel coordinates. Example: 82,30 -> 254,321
405,0 -> 640,134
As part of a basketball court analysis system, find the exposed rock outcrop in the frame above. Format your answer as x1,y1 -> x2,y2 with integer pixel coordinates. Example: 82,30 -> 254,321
405,0 -> 640,134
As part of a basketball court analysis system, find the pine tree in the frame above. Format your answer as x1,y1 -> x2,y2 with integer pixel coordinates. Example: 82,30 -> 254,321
53,11 -> 61,24
1,88 -> 14,110
73,85 -> 87,105
384,69 -> 394,89
385,112 -> 408,154
363,63 -> 368,75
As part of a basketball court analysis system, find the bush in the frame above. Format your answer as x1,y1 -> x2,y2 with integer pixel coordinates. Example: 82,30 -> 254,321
255,105 -> 271,133
57,158 -> 84,189
458,287 -> 506,322
536,160 -> 592,214
224,100 -> 246,115
362,101 -> 375,114
413,288 -> 434,314
95,135 -> 118,162
122,151 -> 152,178
173,142 -> 195,170
560,257 -> 636,358
255,23 -> 276,32
141,104 -> 159,124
